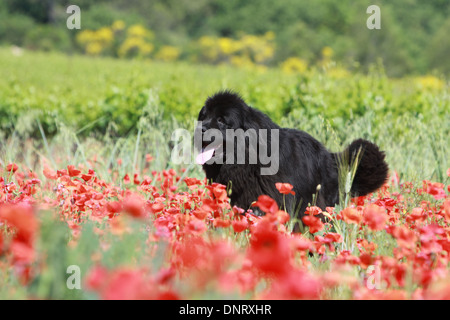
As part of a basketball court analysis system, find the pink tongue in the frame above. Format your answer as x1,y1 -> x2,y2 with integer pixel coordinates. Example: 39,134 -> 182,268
196,148 -> 215,165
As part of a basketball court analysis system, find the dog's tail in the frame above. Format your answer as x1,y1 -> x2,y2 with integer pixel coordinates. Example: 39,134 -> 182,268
337,139 -> 389,197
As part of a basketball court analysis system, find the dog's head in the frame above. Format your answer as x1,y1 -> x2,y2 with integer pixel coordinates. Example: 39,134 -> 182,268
195,91 -> 249,166
195,90 -> 280,166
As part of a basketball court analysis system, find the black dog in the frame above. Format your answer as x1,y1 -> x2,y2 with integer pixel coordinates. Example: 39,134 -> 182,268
196,90 -> 388,224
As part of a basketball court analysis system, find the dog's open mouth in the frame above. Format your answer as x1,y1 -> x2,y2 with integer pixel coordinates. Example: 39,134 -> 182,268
196,142 -> 223,165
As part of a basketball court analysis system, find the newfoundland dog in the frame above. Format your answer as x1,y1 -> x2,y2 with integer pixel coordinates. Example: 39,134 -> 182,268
195,90 -> 388,224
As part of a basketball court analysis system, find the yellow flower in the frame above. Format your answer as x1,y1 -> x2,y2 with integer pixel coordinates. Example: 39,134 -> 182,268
127,24 -> 153,39
218,37 -> 239,55
76,30 -> 95,45
118,37 -> 153,58
198,36 -> 219,61
198,36 -> 215,47
155,46 -> 181,62
264,31 -> 275,40
416,75 -> 444,90
281,57 -> 308,74
196,32 -> 275,66
96,27 -> 114,45
112,20 -> 125,31
322,46 -> 334,59
327,66 -> 350,79
86,42 -> 103,55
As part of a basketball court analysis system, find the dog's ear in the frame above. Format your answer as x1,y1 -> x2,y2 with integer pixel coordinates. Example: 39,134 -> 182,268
198,106 -> 206,120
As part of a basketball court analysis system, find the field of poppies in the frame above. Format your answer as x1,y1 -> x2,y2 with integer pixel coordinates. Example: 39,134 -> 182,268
0,48 -> 449,300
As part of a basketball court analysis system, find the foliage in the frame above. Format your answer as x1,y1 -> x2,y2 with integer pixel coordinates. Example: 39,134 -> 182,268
0,0 -> 449,76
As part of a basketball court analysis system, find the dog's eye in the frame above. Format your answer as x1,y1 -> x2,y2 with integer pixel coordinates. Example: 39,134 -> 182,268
217,117 -> 226,125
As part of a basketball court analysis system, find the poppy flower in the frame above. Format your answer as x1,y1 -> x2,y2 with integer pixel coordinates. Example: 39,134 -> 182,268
122,194 -> 146,218
0,204 -> 38,246
231,217 -> 249,233
6,163 -> 19,174
363,204 -> 388,231
443,199 -> 450,222
341,207 -> 362,225
0,232 -> 3,253
184,177 -> 202,189
387,226 -> 417,248
205,183 -> 229,203
213,218 -> 231,228
305,206 -> 322,216
261,269 -> 321,300
67,165 -> 81,177
187,219 -> 207,235
252,195 -> 278,214
106,201 -> 122,218
302,215 -> 324,234
275,183 -> 295,195
247,219 -> 292,276
85,265 -> 109,291
42,166 -> 57,180
133,173 -> 140,185
425,182 -> 446,200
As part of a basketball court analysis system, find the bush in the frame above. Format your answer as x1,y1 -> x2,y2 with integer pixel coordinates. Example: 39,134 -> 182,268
0,13 -> 35,46
24,26 -> 72,52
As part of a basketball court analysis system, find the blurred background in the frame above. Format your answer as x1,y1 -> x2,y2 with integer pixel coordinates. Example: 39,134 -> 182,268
1,0 -> 449,76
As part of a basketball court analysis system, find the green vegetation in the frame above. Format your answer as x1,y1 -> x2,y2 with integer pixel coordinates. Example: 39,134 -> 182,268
0,48 -> 448,185
1,0 -> 449,76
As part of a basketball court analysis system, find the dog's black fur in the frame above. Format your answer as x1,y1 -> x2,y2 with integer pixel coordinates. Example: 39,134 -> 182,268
197,90 -> 388,224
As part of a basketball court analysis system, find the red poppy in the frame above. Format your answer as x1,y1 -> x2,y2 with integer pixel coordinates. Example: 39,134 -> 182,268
149,202 -> 165,214
186,219 -> 207,235
231,217 -> 249,233
122,194 -> 146,219
0,204 -> 38,246
363,204 -> 388,231
425,182 -> 446,200
324,232 -> 343,243
106,201 -> 122,218
252,195 -> 278,214
387,226 -> 417,248
206,183 -> 228,203
305,206 -> 322,215
275,183 -> 295,195
184,177 -> 202,189
145,154 -> 154,163
341,207 -> 362,225
302,215 -> 324,234
133,173 -> 140,185
261,269 -> 321,300
85,265 -> 109,291
213,218 -> 231,228
247,219 -> 291,276
443,199 -> 450,222
6,163 -> 19,173
67,165 -> 81,177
